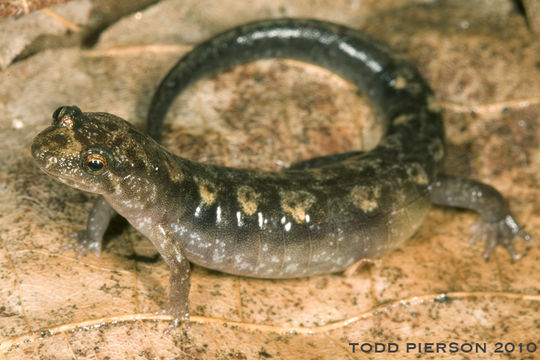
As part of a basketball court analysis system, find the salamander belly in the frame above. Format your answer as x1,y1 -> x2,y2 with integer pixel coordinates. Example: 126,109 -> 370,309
176,185 -> 431,279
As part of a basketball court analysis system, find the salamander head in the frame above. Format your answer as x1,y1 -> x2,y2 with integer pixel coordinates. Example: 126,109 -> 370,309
31,106 -> 160,195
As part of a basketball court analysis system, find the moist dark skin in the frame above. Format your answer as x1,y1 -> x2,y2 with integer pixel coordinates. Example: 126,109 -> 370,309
31,18 -> 532,326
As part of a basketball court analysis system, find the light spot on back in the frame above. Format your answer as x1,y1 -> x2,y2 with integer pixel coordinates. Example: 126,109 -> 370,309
197,178 -> 217,206
428,138 -> 445,162
407,163 -> 429,185
392,76 -> 407,89
350,184 -> 381,212
393,114 -> 414,125
237,185 -> 259,215
164,157 -> 185,183
427,95 -> 442,113
279,190 -> 316,223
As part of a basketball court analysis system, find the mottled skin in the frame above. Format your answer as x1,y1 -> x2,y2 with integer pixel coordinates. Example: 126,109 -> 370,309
31,19 -> 531,325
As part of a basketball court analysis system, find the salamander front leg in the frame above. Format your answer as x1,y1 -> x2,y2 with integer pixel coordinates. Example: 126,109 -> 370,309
150,231 -> 191,327
72,196 -> 116,256
431,174 -> 533,260
167,251 -> 191,327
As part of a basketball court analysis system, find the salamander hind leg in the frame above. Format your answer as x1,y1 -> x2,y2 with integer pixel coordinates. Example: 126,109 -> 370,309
469,214 -> 532,261
431,174 -> 533,260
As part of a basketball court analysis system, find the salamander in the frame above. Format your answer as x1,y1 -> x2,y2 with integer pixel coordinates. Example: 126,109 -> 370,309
30,18 -> 532,325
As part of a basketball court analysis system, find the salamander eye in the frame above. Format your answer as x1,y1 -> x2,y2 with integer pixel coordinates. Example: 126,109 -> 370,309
52,107 -> 63,122
52,106 -> 82,128
82,152 -> 109,175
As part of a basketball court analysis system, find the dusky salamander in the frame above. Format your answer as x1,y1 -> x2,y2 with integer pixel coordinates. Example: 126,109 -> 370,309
31,18 -> 532,325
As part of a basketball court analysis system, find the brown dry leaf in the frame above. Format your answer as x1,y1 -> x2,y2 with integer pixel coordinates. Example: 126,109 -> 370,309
0,0 -> 71,18
1,0 -> 539,359
0,0 -> 159,69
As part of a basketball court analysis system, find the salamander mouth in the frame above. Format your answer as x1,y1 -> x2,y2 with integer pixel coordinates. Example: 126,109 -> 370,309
36,165 -> 85,188
31,133 -> 110,194
31,150 -> 96,193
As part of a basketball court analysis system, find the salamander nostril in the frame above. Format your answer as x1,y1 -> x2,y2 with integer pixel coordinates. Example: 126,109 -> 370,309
30,138 -> 44,162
